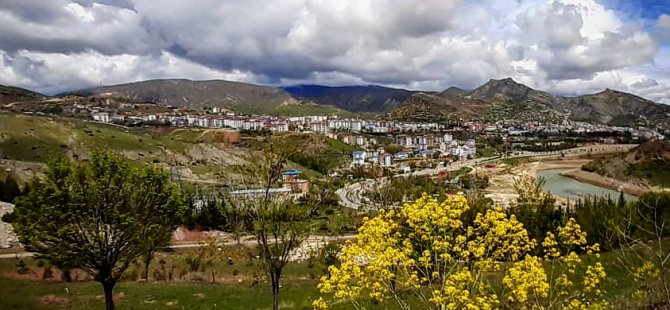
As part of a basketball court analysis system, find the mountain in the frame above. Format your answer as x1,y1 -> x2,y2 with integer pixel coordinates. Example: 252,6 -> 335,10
69,79 -> 300,114
0,84 -> 46,105
389,78 -> 670,126
389,92 -> 492,122
438,86 -> 467,99
566,89 -> 670,125
282,84 -> 416,112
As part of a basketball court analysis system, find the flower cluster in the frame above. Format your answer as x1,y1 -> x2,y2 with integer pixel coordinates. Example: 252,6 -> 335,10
314,193 -> 607,310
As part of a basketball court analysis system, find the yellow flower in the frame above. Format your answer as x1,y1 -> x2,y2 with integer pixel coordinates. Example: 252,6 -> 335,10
503,256 -> 549,304
634,261 -> 660,281
315,193 -> 607,310
312,297 -> 328,309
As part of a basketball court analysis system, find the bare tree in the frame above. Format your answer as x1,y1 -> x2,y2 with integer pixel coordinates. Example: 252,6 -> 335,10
610,193 -> 670,305
232,141 -> 312,310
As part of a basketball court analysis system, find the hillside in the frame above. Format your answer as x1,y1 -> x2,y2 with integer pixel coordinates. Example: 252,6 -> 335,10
0,114 -> 353,184
0,85 -> 45,105
0,114 -> 254,184
387,92 -> 490,122
282,85 -> 415,112
582,140 -> 670,187
388,78 -> 670,125
567,89 -> 670,125
69,79 -> 300,114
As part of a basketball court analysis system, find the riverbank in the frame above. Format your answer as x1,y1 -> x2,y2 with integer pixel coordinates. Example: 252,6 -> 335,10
559,169 -> 648,197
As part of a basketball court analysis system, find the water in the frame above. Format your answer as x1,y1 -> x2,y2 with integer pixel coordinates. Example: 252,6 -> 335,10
537,169 -> 637,202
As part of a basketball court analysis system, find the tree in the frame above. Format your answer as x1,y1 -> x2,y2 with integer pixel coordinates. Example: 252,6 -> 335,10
0,174 -> 21,203
141,224 -> 174,281
508,175 -> 565,248
11,152 -> 184,310
314,194 -> 607,310
234,141 -> 312,310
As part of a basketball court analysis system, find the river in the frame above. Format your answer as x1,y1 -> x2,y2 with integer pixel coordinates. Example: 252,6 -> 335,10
537,169 -> 637,202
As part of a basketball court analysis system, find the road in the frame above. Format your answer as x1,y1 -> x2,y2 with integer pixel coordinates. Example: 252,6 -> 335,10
0,234 -> 355,259
336,144 -> 638,210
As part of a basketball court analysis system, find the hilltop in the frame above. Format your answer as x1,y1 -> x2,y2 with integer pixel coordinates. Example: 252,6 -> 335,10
0,85 -> 46,105
67,79 -> 301,114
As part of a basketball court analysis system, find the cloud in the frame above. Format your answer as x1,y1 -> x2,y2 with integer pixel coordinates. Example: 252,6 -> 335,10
0,1 -> 160,55
632,77 -> 659,89
0,50 -> 259,95
0,0 -> 667,104
516,1 -> 656,80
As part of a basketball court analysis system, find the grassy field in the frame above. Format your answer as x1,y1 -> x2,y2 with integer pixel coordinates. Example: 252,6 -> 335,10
0,246 -> 658,310
0,277 -> 324,310
0,244 -> 334,310
0,114 -> 176,162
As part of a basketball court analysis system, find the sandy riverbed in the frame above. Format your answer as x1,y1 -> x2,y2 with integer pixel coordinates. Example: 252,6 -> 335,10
482,153 -> 644,206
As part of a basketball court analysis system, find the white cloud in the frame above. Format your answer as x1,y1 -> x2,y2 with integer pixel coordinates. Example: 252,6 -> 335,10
0,0 -> 667,104
0,50 -> 259,95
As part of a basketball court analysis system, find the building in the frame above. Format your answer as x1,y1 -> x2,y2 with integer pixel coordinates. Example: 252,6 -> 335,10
228,188 -> 291,199
355,136 -> 367,146
394,151 -> 408,159
282,169 -> 310,193
310,122 -> 328,133
380,153 -> 393,167
92,112 -> 110,123
396,135 -> 414,147
352,151 -> 367,166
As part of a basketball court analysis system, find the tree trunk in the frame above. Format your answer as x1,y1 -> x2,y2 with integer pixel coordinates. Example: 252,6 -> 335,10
271,271 -> 281,310
101,280 -> 116,310
143,251 -> 153,281
61,269 -> 72,283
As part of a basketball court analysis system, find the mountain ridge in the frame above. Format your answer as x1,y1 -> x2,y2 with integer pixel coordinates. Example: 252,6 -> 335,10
0,85 -> 46,105
2,77 -> 668,125
390,77 -> 670,126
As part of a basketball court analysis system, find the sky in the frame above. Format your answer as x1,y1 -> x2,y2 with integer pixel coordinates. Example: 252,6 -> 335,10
0,0 -> 669,104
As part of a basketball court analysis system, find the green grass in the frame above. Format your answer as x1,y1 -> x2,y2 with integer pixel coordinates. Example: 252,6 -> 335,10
0,115 -> 168,162
476,147 -> 497,158
0,277 -> 325,310
627,159 -> 670,187
0,239 -> 667,310
0,114 -> 71,161
0,249 -> 335,310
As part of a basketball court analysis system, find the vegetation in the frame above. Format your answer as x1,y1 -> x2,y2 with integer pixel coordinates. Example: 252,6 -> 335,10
10,152 -> 185,310
273,103 -> 352,117
315,194 -> 607,309
581,140 -> 670,187
0,173 -> 21,203
507,176 -> 565,249
234,141 -> 314,310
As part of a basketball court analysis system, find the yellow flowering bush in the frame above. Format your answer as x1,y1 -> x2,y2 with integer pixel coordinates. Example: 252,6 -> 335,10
314,194 -> 607,310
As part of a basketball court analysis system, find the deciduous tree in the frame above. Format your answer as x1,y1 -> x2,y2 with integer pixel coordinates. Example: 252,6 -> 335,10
11,152 -> 184,310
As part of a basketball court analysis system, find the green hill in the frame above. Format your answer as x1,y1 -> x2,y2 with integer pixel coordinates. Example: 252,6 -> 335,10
582,140 -> 670,187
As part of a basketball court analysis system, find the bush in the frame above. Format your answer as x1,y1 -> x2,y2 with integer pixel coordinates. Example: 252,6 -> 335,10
0,175 -> 21,203
16,260 -> 29,274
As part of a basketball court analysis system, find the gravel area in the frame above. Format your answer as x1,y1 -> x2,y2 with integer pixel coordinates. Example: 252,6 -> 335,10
0,202 -> 17,248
